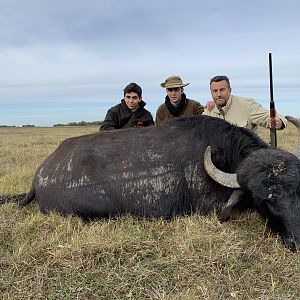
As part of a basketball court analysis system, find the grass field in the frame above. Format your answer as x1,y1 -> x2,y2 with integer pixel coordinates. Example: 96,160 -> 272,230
0,123 -> 300,299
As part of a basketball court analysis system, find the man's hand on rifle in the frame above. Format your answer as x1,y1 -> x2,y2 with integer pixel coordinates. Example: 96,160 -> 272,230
268,114 -> 284,130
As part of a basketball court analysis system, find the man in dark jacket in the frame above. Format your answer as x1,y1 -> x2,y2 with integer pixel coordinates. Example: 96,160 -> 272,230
155,75 -> 204,126
100,83 -> 154,131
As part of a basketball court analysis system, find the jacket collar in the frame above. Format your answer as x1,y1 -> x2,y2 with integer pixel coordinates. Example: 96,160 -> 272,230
211,94 -> 233,115
165,93 -> 187,116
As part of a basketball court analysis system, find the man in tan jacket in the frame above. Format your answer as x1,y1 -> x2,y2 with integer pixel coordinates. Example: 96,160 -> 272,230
203,75 -> 287,134
155,75 -> 204,126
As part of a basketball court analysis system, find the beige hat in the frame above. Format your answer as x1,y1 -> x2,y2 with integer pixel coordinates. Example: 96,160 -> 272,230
160,75 -> 190,88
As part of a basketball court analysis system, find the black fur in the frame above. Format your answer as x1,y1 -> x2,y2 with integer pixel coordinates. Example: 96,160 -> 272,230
237,149 -> 300,251
1,115 -> 300,251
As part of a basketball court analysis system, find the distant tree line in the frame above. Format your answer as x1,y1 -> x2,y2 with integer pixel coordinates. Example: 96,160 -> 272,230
53,121 -> 103,127
0,125 -> 34,128
1,121 -> 102,128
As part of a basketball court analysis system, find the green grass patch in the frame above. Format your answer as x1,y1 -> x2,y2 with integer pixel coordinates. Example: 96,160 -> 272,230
0,124 -> 300,299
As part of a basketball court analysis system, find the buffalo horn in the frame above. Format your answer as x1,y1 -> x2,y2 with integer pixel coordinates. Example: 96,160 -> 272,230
204,146 -> 240,188
285,116 -> 300,159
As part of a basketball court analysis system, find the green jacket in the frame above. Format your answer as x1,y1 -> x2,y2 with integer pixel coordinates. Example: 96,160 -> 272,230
156,95 -> 204,126
100,100 -> 154,131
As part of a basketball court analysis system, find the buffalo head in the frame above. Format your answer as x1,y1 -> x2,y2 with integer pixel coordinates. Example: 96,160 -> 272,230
204,116 -> 300,252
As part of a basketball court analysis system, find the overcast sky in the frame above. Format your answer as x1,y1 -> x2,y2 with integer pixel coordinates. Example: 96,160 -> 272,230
1,0 -> 299,126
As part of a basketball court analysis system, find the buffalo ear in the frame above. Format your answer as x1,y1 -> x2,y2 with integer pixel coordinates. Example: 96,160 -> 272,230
218,190 -> 244,222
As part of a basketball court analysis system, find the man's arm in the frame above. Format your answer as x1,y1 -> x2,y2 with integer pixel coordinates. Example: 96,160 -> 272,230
155,106 -> 166,126
249,100 -> 287,130
99,109 -> 118,131
194,101 -> 205,115
268,113 -> 286,130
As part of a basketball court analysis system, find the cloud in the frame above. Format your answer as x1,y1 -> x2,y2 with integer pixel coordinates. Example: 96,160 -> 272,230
0,0 -> 300,126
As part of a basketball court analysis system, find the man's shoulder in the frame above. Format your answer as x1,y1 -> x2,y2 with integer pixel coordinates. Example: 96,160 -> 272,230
231,95 -> 268,116
140,107 -> 152,115
156,103 -> 167,111
232,95 -> 256,104
186,99 -> 204,111
107,102 -> 124,112
231,95 -> 260,109
186,98 -> 200,104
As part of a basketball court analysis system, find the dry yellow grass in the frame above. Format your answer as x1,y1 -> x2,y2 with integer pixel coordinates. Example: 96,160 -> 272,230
0,123 -> 300,299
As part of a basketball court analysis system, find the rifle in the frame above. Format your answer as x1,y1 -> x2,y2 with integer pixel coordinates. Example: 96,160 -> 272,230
269,53 -> 277,148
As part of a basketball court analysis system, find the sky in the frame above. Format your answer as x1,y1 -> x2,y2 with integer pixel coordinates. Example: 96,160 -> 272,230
0,0 -> 299,127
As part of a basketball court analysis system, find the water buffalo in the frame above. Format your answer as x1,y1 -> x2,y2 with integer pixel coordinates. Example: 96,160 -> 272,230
1,115 -> 300,251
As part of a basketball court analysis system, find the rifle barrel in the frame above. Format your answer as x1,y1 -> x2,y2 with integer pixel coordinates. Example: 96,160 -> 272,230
269,52 -> 277,148
269,53 -> 274,103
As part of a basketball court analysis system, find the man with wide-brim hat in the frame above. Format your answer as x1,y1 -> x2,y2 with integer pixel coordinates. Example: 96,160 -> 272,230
156,75 -> 204,126
160,76 -> 190,89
